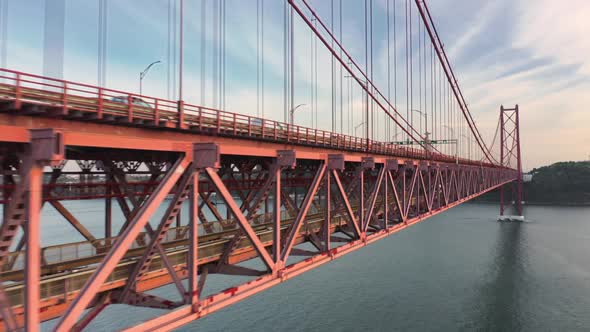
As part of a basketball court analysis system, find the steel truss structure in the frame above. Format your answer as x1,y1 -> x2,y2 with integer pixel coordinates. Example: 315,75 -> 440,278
0,0 -> 523,329
0,121 -> 517,331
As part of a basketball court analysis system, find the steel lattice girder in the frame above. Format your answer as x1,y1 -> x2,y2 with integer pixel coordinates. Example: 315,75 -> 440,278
0,133 -> 517,331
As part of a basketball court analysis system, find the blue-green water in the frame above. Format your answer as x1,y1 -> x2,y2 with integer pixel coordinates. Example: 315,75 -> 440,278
38,203 -> 590,331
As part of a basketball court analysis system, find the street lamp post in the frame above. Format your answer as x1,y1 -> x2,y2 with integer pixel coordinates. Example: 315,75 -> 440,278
391,131 -> 402,142
351,78 -> 369,141
289,104 -> 307,125
354,121 -> 366,137
139,60 -> 161,95
411,109 -> 430,152
411,109 -> 428,136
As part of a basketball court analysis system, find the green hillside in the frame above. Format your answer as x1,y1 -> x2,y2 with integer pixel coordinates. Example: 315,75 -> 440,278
480,161 -> 590,205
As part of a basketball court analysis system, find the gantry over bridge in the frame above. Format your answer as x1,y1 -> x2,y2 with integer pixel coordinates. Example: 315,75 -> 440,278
0,0 -> 523,331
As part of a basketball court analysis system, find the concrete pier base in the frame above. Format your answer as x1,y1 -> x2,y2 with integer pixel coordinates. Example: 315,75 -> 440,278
497,215 -> 525,222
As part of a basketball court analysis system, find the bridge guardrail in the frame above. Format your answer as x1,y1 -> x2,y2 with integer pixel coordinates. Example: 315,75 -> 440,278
0,68 -> 497,168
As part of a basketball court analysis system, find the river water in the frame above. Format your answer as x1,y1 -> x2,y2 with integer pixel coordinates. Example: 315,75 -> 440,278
36,203 -> 590,331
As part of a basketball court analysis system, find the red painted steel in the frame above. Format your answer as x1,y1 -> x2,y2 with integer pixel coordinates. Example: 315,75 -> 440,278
25,164 -> 42,332
0,68 -> 491,167
54,157 -> 189,330
0,1 -> 524,331
0,118 -> 518,329
499,105 -> 523,216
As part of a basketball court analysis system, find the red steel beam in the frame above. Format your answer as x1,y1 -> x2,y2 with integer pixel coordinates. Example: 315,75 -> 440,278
205,168 -> 275,271
122,178 -> 514,332
25,163 -> 42,332
332,170 -> 362,237
54,155 -> 190,331
363,167 -> 385,232
281,164 -> 326,262
273,165 -> 282,269
188,170 -> 199,308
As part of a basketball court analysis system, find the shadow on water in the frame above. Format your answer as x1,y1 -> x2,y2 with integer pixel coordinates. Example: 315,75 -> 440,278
471,220 -> 529,330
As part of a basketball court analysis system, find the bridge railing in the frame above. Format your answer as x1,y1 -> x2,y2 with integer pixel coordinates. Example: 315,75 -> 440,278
0,68 -> 496,167
0,176 -> 316,203
0,207 -> 313,275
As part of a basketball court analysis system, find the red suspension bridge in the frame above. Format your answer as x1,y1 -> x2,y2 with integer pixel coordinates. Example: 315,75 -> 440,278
0,0 -> 522,331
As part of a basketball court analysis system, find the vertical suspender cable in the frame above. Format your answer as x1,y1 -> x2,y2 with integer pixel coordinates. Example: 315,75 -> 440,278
200,0 -> 206,105
418,18 -> 421,135
212,1 -> 217,108
178,0 -> 183,102
393,0 -> 397,141
98,0 -> 102,86
448,68 -> 451,155
220,0 -> 223,108
289,7 -> 295,121
447,71 -> 450,155
172,0 -> 177,100
284,0 -> 287,123
364,0 -> 368,141
435,59 -> 438,141
409,0 -> 413,142
223,0 -> 226,109
444,64 -> 447,154
310,21 -> 313,127
219,1 -> 223,108
434,41 -> 437,142
97,0 -> 107,87
404,0 -> 409,142
440,58 -> 443,145
261,0 -> 264,117
257,0 -> 260,117
423,20 -> 427,136
432,41 -> 436,141
331,0 -> 335,131
449,74 -> 452,155
339,0 -> 343,134
435,62 -> 438,144
168,0 -> 171,100
456,98 -> 459,159
348,59 -> 352,134
102,0 -> 107,86
386,0 -> 391,141
370,0 -> 374,140
43,0 -> 65,80
430,36 -> 433,141
314,18 -> 318,129
0,0 -> 7,69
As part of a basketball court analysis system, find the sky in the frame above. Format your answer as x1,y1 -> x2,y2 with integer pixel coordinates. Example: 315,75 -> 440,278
1,0 -> 589,170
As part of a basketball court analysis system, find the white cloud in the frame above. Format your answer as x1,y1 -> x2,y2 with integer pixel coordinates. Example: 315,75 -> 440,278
514,0 -> 590,76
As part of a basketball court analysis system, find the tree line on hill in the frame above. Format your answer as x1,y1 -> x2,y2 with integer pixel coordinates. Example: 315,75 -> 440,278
478,161 -> 590,205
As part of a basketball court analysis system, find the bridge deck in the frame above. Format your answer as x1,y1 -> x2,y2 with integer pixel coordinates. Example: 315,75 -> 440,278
0,69 -> 516,331
0,68 -> 486,167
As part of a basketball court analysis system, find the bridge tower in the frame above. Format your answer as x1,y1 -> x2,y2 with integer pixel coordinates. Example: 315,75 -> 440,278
499,105 -> 524,219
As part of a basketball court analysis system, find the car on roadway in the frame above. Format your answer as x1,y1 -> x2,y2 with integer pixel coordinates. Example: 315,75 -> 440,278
111,96 -> 152,109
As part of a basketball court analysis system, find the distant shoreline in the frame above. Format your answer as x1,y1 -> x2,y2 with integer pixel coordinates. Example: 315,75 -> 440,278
472,200 -> 590,207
